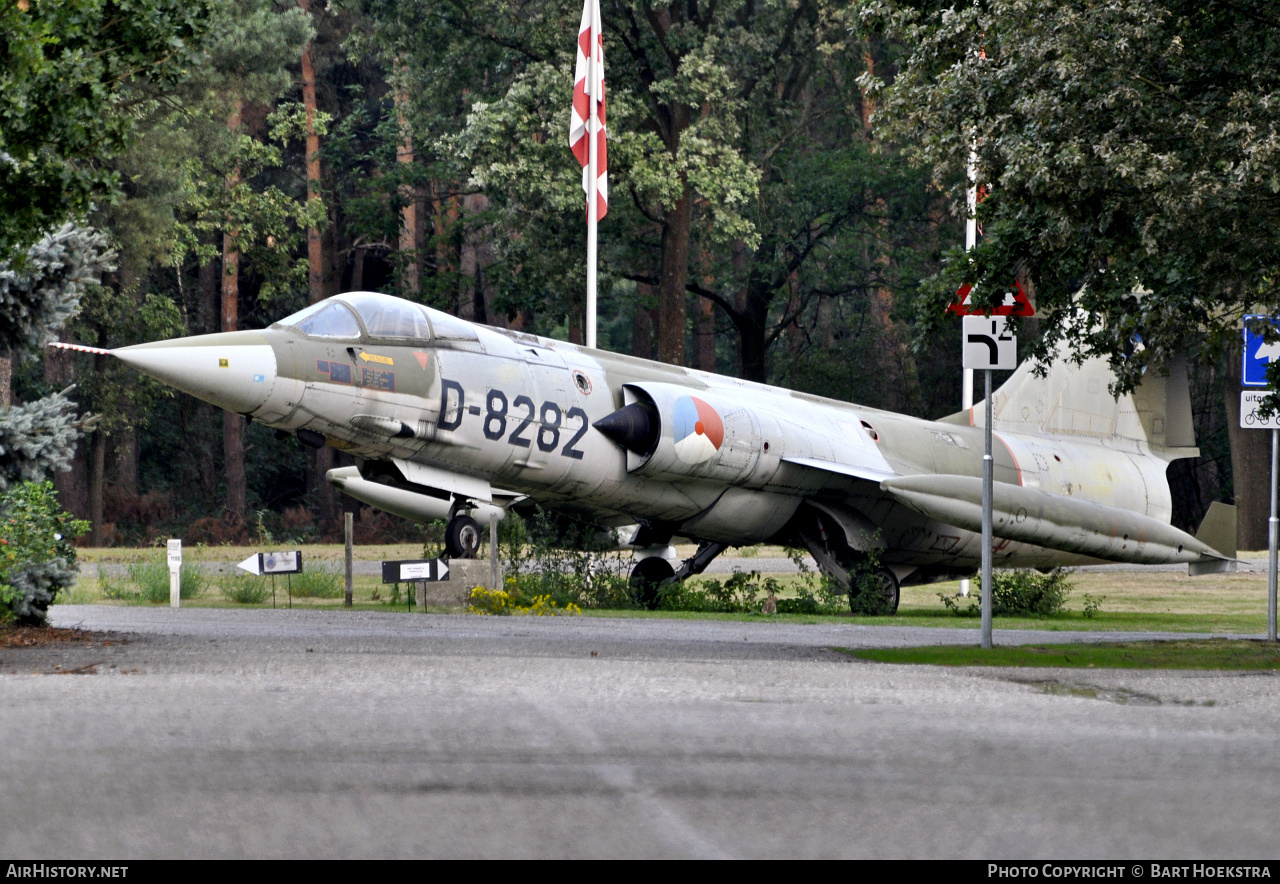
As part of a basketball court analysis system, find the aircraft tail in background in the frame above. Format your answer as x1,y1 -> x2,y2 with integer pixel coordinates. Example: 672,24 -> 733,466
959,343 -> 1199,462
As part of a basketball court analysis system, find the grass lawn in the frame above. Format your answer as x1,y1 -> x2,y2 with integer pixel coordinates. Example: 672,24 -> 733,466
840,639 -> 1280,670
57,544 -> 1279,634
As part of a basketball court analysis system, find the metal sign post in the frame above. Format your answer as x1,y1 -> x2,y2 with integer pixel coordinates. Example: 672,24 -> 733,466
962,315 -> 1017,650
1272,428 -> 1278,643
1240,318 -> 1280,642
1240,390 -> 1280,643
981,368 -> 994,648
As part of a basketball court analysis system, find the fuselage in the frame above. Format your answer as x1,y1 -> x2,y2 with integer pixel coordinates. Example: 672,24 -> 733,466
112,291 -> 1194,580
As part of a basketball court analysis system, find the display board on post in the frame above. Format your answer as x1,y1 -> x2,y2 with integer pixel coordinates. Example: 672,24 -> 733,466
961,315 -> 1017,650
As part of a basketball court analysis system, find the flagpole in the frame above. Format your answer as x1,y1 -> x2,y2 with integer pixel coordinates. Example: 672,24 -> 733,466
958,143 -> 977,599
585,1 -> 599,350
963,144 -> 977,413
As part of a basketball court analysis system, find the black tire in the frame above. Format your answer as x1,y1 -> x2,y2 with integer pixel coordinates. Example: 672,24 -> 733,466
445,514 -> 482,559
850,566 -> 900,615
629,557 -> 676,610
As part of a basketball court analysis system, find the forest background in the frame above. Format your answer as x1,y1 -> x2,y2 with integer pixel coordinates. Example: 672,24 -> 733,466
1,0 -> 1259,550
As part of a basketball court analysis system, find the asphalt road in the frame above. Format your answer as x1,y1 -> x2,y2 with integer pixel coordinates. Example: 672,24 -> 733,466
0,606 -> 1274,859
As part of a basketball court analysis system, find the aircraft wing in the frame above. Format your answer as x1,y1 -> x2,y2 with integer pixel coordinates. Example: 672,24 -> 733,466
780,456 -> 896,484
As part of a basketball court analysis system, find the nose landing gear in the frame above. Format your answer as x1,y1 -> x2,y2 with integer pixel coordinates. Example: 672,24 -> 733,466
444,514 -> 482,559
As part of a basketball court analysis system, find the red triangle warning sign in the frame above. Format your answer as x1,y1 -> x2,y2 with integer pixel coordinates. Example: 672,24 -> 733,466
948,280 -> 1035,317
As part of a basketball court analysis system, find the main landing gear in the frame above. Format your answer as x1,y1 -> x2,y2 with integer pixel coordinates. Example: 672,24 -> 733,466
628,539 -> 727,609
444,513 -> 482,559
795,509 -> 900,615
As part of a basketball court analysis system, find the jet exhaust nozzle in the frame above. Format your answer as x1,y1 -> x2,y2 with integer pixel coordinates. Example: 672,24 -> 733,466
593,402 -> 659,455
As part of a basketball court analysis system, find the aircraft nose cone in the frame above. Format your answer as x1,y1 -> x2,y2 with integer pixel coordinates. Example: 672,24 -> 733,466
114,331 -> 278,415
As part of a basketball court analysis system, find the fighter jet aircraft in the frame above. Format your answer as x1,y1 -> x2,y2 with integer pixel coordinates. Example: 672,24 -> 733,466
63,289 -> 1237,612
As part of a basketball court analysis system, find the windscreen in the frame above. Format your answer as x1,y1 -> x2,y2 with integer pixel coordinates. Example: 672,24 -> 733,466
280,301 -> 362,339
341,292 -> 432,340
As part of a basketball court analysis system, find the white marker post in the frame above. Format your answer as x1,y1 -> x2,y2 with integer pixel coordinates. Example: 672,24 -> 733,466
166,539 -> 182,608
963,315 -> 1017,650
1240,389 -> 1279,642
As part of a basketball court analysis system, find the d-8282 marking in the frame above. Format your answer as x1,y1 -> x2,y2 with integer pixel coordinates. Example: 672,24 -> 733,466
438,378 -> 589,460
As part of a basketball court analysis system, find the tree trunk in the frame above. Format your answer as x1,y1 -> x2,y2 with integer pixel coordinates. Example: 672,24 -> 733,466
0,352 -> 10,407
1223,342 -> 1269,550
632,283 -> 657,359
694,296 -> 716,372
114,428 -> 138,497
197,260 -> 219,335
300,6 -> 325,306
45,344 -> 87,519
222,100 -> 247,519
89,428 -> 106,547
737,294 -> 769,383
658,178 -> 692,366
396,73 -> 419,297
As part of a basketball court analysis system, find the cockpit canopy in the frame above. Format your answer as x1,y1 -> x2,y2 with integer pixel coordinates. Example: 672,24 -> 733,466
275,291 -> 477,343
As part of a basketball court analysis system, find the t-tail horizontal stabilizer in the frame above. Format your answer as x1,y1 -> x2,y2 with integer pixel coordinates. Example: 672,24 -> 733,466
880,474 -> 1227,566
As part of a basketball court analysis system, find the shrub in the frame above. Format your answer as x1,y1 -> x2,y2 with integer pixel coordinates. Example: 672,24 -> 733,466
0,482 -> 89,625
100,571 -> 140,601
846,557 -> 898,616
657,570 -> 771,613
288,565 -> 343,599
123,560 -> 207,603
499,507 -> 634,610
219,575 -> 269,605
939,569 -> 1076,617
467,584 -> 581,616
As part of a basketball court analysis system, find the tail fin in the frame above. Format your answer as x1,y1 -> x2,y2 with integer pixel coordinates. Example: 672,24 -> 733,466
951,343 -> 1199,461
1195,501 -> 1238,559
1188,501 -> 1238,575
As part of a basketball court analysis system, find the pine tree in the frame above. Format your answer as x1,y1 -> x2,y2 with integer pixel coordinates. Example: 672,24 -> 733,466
0,224 -> 111,624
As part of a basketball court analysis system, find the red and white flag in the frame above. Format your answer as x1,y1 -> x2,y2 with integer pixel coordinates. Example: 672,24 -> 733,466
569,0 -> 607,219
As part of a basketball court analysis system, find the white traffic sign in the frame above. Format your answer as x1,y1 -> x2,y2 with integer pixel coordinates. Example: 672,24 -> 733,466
962,315 -> 1017,370
262,550 -> 302,574
1241,390 -> 1280,429
1242,315 -> 1280,387
381,559 -> 450,583
167,539 -> 182,569
236,551 -> 304,575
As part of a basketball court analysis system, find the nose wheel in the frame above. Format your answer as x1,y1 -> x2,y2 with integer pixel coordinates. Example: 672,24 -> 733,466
445,514 -> 482,559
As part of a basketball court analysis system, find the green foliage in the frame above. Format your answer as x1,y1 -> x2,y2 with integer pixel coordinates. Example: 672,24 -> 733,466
846,639 -> 1280,671
0,481 -> 88,625
0,0 -> 214,262
846,546 -> 898,616
499,507 -> 634,609
218,575 -> 269,605
939,569 -> 1076,618
1082,594 -> 1106,620
658,571 -> 768,614
288,566 -> 343,599
861,0 -> 1280,394
102,560 -> 207,603
467,584 -> 581,616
